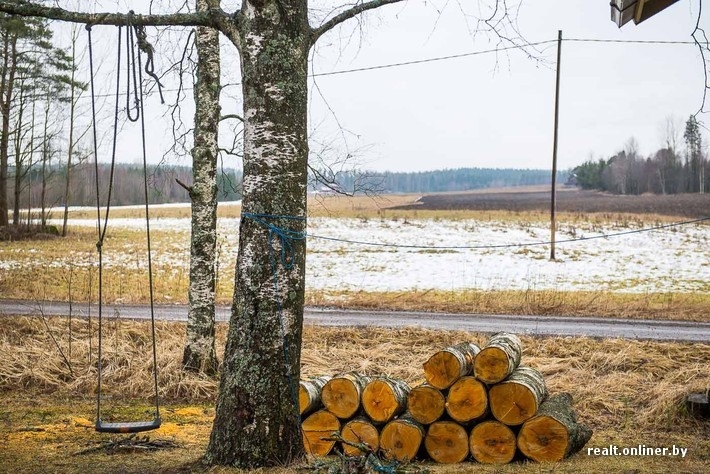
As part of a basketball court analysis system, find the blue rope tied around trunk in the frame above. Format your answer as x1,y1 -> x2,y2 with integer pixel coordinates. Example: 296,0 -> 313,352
241,212 -> 307,430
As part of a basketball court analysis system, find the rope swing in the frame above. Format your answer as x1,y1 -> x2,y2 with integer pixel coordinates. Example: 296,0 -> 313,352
87,19 -> 161,434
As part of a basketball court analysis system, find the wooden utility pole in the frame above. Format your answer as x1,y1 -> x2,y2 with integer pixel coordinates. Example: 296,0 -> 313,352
550,30 -> 562,260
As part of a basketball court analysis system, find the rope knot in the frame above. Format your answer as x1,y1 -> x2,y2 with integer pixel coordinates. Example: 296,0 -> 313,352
241,213 -> 306,269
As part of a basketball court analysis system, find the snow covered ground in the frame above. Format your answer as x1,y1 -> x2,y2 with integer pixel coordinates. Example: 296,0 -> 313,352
24,215 -> 709,294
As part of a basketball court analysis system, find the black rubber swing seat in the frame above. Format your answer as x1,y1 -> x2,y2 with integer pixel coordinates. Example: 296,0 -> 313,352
95,418 -> 162,434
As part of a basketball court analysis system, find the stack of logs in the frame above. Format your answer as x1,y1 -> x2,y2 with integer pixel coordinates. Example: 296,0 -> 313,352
299,332 -> 592,465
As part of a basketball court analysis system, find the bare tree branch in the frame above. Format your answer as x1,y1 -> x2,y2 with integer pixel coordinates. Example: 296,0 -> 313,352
0,1 -> 216,27
310,0 -> 406,45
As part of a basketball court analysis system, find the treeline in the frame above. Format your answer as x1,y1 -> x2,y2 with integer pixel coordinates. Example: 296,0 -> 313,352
315,168 -> 566,194
8,162 -> 242,210
572,116 -> 708,195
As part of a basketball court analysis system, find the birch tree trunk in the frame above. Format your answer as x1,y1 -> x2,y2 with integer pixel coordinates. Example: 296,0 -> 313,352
203,0 -> 310,466
181,0 -> 220,376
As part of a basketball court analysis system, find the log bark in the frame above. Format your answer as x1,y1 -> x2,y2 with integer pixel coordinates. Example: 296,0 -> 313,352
445,376 -> 488,423
407,383 -> 446,425
301,409 -> 340,457
299,376 -> 331,416
474,332 -> 522,384
489,366 -> 547,426
517,392 -> 592,462
423,342 -> 480,390
321,372 -> 372,419
469,420 -> 517,464
379,415 -> 425,462
340,417 -> 380,456
424,421 -> 470,464
362,377 -> 410,424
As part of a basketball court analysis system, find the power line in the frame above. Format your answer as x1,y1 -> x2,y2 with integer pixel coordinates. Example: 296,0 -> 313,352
68,36 -> 698,100
565,38 -> 695,45
311,40 -> 558,77
307,216 -> 710,251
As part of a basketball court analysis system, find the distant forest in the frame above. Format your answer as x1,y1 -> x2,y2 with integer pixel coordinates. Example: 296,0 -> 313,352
318,168 -> 567,194
8,163 -> 565,212
572,115 -> 708,195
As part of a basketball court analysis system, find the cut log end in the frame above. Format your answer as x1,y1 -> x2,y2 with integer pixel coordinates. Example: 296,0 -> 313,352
423,343 -> 479,390
475,347 -> 511,384
474,332 -> 522,384
424,421 -> 470,464
489,367 -> 547,426
408,384 -> 446,425
322,373 -> 370,419
301,410 -> 340,457
380,417 -> 425,462
299,376 -> 331,416
445,376 -> 488,423
517,392 -> 593,462
362,378 -> 410,423
341,418 -> 380,456
469,420 -> 517,464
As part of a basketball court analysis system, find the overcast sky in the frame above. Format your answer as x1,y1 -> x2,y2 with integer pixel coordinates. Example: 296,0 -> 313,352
76,1 -> 708,172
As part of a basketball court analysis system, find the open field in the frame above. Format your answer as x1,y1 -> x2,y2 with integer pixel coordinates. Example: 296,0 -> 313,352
0,316 -> 708,473
395,187 -> 710,218
1,190 -> 709,472
1,190 -> 709,320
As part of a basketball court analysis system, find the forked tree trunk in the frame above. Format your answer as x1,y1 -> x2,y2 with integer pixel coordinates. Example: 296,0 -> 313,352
182,0 -> 220,376
204,1 -> 310,467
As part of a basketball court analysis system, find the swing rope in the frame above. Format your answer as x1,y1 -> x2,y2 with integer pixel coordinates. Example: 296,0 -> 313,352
87,22 -> 161,434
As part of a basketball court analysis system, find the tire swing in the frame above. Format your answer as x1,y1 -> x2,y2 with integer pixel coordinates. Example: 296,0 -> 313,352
86,22 -> 161,434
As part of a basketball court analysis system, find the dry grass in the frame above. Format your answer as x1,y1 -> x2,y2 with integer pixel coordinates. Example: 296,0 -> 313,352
0,316 -> 708,473
307,289 -> 710,322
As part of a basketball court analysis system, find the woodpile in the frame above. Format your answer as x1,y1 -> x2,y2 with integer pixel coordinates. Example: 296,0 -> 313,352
299,332 -> 592,465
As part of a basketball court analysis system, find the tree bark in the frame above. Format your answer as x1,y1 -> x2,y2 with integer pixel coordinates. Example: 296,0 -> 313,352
204,1 -> 311,467
0,0 -> 408,468
0,30 -> 17,227
181,0 -> 220,377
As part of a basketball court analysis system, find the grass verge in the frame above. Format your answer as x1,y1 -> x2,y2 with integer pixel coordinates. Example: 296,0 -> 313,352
0,316 -> 708,473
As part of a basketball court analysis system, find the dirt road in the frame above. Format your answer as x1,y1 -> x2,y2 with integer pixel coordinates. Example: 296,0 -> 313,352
1,299 -> 707,343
